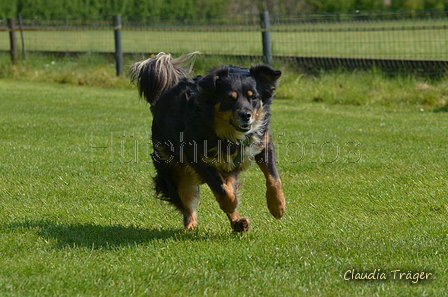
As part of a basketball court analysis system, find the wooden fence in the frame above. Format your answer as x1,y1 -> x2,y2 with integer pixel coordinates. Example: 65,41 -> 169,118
2,11 -> 447,75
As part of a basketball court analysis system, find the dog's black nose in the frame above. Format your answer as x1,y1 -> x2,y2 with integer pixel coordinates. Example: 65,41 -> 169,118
239,111 -> 252,122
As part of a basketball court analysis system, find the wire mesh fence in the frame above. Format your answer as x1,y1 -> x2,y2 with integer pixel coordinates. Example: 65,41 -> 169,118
1,10 -> 447,74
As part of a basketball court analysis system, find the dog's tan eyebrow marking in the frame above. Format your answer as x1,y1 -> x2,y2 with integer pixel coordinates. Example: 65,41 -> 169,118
247,90 -> 253,97
231,92 -> 238,99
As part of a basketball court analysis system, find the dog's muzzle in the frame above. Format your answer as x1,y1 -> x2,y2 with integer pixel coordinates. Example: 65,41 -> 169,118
230,120 -> 252,133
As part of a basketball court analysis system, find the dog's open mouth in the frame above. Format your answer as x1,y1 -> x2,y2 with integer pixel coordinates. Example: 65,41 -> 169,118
230,120 -> 252,133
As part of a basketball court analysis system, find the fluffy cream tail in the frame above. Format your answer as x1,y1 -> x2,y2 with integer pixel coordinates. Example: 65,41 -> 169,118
129,52 -> 200,105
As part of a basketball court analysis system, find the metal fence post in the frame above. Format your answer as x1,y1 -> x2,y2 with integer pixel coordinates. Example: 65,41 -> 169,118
113,15 -> 123,76
8,18 -> 18,65
260,11 -> 273,66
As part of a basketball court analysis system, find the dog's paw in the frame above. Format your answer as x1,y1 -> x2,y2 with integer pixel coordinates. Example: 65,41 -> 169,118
266,184 -> 285,219
231,217 -> 250,232
184,221 -> 197,231
183,214 -> 198,231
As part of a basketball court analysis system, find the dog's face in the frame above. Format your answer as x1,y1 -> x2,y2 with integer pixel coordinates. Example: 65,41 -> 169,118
214,75 -> 262,134
198,65 -> 281,141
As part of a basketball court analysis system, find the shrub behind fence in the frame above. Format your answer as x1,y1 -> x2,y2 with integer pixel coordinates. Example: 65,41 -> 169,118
1,10 -> 447,75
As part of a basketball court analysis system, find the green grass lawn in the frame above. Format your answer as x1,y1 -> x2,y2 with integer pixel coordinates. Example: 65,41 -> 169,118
1,78 -> 447,296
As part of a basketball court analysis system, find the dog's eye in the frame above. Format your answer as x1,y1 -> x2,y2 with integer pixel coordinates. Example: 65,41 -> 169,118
228,92 -> 238,101
247,90 -> 258,100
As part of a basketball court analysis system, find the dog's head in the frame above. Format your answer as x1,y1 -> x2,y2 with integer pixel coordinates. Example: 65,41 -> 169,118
198,65 -> 281,141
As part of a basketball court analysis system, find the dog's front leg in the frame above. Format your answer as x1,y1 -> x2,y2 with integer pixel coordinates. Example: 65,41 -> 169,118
188,162 -> 249,232
214,173 -> 250,232
255,140 -> 285,219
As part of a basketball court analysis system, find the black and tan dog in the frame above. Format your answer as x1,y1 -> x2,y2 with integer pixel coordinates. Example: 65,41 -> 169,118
129,52 -> 285,232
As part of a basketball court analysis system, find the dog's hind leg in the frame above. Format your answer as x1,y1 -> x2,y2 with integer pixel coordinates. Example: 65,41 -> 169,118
177,174 -> 200,231
153,162 -> 199,230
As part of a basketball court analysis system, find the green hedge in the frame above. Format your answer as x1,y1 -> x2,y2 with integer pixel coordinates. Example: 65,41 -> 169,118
1,0 -> 228,20
1,0 -> 447,20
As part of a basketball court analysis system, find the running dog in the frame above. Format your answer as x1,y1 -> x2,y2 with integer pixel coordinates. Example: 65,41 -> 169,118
129,52 -> 285,232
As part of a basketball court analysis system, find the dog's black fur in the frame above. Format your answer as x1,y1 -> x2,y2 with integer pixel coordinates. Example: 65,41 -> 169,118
129,52 -> 285,232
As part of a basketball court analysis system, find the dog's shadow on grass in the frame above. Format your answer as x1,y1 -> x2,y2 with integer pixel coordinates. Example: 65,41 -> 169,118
6,220 -> 222,250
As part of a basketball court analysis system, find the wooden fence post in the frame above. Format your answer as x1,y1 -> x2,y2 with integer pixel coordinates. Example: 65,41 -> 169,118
113,15 -> 123,76
8,18 -> 18,65
260,11 -> 273,66
18,13 -> 26,59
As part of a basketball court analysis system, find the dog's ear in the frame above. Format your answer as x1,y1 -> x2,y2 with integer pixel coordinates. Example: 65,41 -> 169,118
198,66 -> 230,93
250,65 -> 281,102
250,65 -> 281,88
